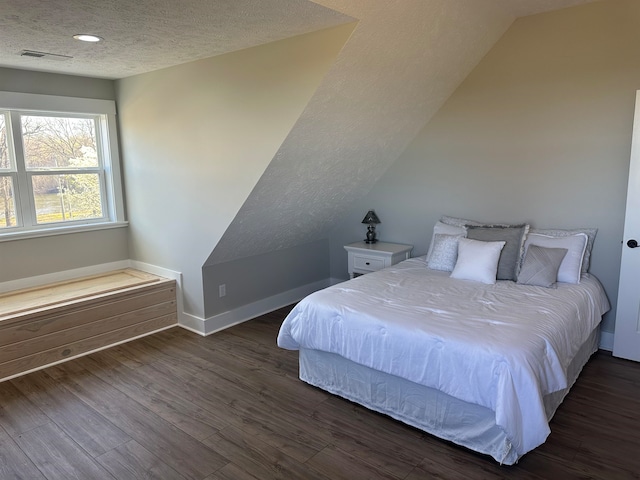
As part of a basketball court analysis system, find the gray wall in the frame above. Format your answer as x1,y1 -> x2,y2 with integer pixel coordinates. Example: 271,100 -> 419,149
207,0 -> 515,267
329,0 -> 640,334
0,67 -> 114,99
203,239 -> 329,317
0,68 -> 128,283
116,25 -> 353,319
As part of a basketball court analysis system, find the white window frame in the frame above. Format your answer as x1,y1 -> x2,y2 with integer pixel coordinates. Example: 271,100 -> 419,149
0,92 -> 126,241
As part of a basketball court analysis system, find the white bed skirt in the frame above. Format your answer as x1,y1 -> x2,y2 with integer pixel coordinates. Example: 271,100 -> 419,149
299,327 -> 600,465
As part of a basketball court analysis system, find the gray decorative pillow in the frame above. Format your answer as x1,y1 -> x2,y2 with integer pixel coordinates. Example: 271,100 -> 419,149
426,221 -> 466,263
466,224 -> 529,281
427,233 -> 463,272
517,244 -> 568,288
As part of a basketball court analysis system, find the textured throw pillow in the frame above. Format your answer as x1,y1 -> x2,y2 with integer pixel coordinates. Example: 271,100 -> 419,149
450,237 -> 506,284
439,215 -> 484,228
466,224 -> 529,281
426,221 -> 467,263
530,228 -> 597,273
524,233 -> 588,284
427,233 -> 463,271
517,245 -> 568,288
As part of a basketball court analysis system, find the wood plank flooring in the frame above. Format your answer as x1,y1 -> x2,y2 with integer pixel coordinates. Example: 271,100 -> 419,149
0,305 -> 639,479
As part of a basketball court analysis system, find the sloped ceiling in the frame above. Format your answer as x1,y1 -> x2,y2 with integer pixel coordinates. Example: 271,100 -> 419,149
206,0 -> 601,265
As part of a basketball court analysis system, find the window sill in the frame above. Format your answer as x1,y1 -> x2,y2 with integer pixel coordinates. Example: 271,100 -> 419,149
0,221 -> 129,243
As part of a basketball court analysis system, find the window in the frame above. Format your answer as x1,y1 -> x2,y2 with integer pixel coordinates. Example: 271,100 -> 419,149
0,92 -> 125,238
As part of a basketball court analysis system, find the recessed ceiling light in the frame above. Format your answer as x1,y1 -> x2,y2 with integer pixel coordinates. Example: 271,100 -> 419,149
73,34 -> 103,43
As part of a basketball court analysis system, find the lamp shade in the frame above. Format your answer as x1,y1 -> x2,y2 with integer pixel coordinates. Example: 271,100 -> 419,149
361,210 -> 381,224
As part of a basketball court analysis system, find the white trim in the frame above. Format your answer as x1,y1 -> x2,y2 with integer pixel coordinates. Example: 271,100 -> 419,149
599,330 -> 614,351
181,278 -> 331,336
178,312 -> 207,336
128,260 -> 181,281
0,91 -> 116,115
0,324 -> 174,383
0,259 -> 131,294
104,112 -> 125,222
0,221 -> 128,243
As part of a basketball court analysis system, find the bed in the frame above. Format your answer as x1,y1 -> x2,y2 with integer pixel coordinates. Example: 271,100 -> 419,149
277,218 -> 610,464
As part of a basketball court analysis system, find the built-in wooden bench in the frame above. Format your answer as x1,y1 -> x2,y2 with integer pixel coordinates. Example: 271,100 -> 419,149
0,269 -> 177,381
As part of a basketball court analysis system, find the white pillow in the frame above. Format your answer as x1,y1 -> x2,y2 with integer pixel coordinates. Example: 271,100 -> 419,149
523,233 -> 588,284
530,228 -> 596,273
427,233 -> 463,271
426,221 -> 466,262
450,237 -> 506,284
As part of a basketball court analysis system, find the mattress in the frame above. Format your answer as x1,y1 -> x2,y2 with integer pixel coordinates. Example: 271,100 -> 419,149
277,257 -> 610,462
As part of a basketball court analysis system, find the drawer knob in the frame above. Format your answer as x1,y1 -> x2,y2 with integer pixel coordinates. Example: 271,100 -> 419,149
365,262 -> 370,265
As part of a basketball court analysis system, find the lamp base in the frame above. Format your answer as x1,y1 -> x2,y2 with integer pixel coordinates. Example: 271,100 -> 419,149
365,225 -> 377,244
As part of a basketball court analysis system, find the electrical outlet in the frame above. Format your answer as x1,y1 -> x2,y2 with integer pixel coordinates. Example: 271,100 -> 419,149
219,284 -> 226,297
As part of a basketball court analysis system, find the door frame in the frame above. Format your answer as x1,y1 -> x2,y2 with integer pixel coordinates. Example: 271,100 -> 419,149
613,90 -> 640,361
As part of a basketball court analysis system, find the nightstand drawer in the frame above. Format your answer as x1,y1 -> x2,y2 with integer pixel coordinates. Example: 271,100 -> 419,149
344,241 -> 413,279
353,255 -> 385,272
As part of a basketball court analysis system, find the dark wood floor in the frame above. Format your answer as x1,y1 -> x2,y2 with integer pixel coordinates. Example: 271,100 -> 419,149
1,305 -> 639,479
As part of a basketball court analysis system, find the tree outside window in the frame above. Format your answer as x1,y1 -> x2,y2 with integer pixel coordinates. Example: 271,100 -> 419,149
22,115 -> 103,224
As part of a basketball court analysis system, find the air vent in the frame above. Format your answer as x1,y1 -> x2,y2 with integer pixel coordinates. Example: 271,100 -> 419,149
19,50 -> 72,61
21,50 -> 45,58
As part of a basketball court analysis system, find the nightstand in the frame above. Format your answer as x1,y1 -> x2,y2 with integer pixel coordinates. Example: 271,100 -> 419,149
344,241 -> 413,278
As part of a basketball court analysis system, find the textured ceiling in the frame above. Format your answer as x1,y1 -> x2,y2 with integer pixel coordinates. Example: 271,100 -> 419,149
0,0 -> 353,79
0,0 -> 599,80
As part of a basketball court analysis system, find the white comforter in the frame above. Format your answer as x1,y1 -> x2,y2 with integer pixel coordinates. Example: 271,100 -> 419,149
277,257 -> 610,457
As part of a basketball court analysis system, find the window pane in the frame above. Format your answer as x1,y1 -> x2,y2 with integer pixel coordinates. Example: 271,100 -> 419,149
21,115 -> 99,170
0,113 -> 9,169
0,176 -> 16,228
32,174 -> 103,224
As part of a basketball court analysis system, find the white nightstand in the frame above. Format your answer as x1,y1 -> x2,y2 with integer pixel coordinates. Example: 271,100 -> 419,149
344,241 -> 413,278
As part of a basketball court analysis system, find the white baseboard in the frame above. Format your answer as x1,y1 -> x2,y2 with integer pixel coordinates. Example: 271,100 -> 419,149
178,312 -> 207,336
599,330 -> 614,351
185,278 -> 331,336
